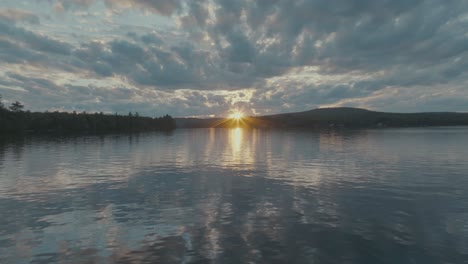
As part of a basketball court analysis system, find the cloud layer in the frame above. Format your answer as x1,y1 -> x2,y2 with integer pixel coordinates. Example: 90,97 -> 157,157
1,0 -> 467,116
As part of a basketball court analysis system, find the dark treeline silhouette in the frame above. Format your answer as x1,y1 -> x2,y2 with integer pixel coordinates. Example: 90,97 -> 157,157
256,107 -> 468,128
0,95 -> 175,134
175,107 -> 468,129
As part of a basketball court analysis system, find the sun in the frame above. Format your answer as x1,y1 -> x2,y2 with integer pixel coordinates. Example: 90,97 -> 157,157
229,111 -> 244,120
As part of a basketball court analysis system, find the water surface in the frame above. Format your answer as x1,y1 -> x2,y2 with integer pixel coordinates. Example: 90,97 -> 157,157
1,127 -> 468,263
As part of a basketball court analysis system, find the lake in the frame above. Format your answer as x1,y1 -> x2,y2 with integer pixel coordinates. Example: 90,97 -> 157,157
1,127 -> 468,263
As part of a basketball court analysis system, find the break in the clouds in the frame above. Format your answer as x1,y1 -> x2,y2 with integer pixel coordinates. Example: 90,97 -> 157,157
0,0 -> 467,117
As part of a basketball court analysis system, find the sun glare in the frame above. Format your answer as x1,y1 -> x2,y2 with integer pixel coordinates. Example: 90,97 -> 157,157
229,111 -> 244,120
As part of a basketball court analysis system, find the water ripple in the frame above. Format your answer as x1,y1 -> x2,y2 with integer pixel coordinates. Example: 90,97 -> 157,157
1,128 -> 468,263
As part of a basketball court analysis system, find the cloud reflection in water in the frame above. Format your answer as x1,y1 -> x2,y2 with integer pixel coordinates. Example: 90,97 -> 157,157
0,128 -> 468,263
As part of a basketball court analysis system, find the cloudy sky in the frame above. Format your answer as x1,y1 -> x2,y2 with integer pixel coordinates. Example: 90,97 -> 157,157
0,0 -> 467,117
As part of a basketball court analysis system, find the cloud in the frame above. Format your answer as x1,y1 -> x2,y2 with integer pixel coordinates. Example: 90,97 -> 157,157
0,9 -> 40,24
0,16 -> 257,93
0,70 -> 252,117
195,0 -> 468,75
1,0 -> 468,115
104,0 -> 183,16
43,0 -> 182,16
0,19 -> 72,56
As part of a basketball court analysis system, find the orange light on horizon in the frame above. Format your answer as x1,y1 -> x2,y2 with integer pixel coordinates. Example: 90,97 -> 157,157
210,110 -> 250,128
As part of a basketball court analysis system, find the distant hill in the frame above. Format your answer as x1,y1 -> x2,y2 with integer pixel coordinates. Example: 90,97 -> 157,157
176,107 -> 468,129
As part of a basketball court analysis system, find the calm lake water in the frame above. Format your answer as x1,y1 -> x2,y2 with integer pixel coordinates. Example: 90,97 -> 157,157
1,127 -> 468,264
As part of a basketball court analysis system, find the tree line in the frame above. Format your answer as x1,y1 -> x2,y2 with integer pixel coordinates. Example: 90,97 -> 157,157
0,94 -> 175,134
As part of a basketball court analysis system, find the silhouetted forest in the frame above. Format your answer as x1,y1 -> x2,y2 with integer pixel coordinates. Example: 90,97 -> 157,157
0,95 -> 175,134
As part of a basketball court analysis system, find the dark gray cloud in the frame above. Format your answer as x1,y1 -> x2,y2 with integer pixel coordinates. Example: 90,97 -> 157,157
190,0 -> 468,75
72,38 -> 227,88
68,33 -> 262,90
0,19 -> 72,56
0,16 -> 257,93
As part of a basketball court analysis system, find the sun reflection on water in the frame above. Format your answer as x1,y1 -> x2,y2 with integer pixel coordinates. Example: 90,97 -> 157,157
220,127 -> 256,170
231,128 -> 242,154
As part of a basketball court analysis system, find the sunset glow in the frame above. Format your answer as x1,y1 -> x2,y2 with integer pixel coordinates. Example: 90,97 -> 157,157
229,112 -> 244,120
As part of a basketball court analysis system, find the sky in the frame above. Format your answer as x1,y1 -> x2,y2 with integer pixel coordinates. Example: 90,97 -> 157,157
0,0 -> 467,117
